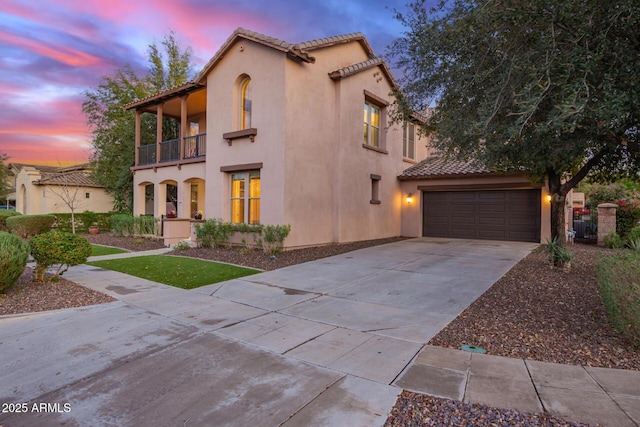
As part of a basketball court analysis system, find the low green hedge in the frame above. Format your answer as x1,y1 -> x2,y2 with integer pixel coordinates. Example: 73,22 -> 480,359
0,210 -> 21,232
597,251 -> 640,347
110,214 -> 158,237
0,231 -> 29,292
6,214 -> 55,239
194,218 -> 291,255
52,211 -> 112,233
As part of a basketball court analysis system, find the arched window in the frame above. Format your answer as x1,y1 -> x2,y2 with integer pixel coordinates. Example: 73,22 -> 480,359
240,77 -> 252,129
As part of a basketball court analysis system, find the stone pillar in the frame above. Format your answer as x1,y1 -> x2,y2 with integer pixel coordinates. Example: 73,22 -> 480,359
597,203 -> 618,247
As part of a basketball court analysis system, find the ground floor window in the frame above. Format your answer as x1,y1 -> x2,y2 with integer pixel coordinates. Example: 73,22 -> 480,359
231,171 -> 260,224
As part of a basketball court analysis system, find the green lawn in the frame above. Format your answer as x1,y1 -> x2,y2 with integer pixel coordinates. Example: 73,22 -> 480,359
87,255 -> 260,289
91,245 -> 129,257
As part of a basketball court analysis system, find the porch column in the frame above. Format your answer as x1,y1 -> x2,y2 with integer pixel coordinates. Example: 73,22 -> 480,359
597,203 -> 618,247
179,180 -> 191,218
134,110 -> 141,166
180,95 -> 188,160
157,183 -> 167,217
133,182 -> 146,216
156,103 -> 164,163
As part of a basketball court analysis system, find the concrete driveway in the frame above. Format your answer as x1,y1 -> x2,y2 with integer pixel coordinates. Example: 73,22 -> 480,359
0,238 -> 536,426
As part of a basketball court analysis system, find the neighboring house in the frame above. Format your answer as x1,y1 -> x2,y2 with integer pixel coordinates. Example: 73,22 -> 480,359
125,28 -> 551,247
13,163 -> 114,215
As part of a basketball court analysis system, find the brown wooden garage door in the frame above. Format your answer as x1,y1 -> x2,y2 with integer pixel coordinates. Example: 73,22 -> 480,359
422,189 -> 541,242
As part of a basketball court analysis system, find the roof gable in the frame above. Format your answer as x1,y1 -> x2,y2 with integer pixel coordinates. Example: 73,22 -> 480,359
194,28 -> 315,84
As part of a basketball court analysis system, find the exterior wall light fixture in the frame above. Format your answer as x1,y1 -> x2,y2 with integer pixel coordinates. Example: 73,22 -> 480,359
546,194 -> 552,202
406,193 -> 414,203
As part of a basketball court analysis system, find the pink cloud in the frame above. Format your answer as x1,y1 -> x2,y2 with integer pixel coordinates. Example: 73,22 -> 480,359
0,31 -> 105,68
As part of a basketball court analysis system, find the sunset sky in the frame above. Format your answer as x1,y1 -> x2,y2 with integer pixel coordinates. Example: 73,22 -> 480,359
0,0 -> 421,166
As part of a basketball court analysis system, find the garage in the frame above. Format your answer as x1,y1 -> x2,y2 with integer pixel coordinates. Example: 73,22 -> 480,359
422,189 -> 541,242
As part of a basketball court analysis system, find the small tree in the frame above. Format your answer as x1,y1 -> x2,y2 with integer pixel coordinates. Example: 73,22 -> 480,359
0,153 -> 11,205
46,172 -> 86,234
83,31 -> 194,213
30,231 -> 92,282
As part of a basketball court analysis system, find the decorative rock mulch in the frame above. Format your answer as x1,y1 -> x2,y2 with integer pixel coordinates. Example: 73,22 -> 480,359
384,392 -> 598,427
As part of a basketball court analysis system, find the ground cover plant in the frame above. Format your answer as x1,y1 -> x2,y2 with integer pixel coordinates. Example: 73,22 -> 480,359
597,250 -> 640,347
87,255 -> 259,289
90,244 -> 128,257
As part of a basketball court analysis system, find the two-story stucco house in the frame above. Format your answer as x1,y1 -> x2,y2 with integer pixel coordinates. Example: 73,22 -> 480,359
126,28 -> 551,248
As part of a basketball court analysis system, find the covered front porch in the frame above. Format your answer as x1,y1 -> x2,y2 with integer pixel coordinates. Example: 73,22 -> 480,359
126,82 -> 208,169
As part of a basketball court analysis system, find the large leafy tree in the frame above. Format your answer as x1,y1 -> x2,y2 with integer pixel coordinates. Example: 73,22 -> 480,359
83,32 -> 194,212
389,0 -> 640,244
0,153 -> 11,204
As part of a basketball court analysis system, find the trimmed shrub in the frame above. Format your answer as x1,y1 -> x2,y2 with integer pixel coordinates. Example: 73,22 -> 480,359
110,214 -> 158,237
195,218 -> 234,247
597,252 -> 640,347
0,210 -> 21,232
260,224 -> 291,256
30,231 -> 92,282
0,231 -> 29,292
6,214 -> 55,239
617,203 -> 640,238
604,232 -> 625,249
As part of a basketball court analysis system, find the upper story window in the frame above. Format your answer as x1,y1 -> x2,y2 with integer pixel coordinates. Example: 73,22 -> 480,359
363,102 -> 380,148
403,122 -> 415,160
362,91 -> 388,153
240,77 -> 252,130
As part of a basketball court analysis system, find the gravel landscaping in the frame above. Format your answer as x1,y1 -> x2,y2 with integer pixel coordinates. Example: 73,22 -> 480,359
384,392 -> 594,427
2,233 -> 636,426
429,244 -> 640,371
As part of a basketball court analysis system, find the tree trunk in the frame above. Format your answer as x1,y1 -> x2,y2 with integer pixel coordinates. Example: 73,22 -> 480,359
547,169 -> 567,247
550,195 -> 566,246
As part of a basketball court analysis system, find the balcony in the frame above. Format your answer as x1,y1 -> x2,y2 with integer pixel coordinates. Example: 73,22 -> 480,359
160,138 -> 180,162
139,144 -> 157,165
136,133 -> 206,169
184,133 -> 206,159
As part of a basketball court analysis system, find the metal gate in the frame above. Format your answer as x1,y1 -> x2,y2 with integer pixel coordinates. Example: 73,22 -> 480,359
572,207 -> 597,243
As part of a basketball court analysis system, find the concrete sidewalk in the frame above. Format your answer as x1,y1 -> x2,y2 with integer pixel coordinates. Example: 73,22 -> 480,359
396,345 -> 640,427
1,238 -> 638,426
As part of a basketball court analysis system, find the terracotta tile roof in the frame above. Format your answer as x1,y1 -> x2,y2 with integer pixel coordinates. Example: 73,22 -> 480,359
11,163 -> 103,188
9,163 -> 59,173
398,156 -> 497,180
299,32 -> 371,53
329,57 -> 385,79
37,170 -> 101,187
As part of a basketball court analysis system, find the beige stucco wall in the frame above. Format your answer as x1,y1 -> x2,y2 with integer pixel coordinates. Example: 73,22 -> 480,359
203,39 -> 287,233
278,41 -> 426,247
